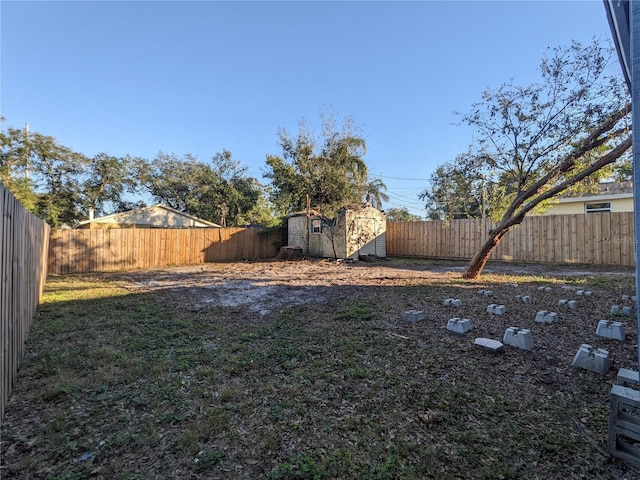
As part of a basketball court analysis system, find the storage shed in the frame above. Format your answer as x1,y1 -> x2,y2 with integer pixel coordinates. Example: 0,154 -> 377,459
76,204 -> 221,229
287,203 -> 386,259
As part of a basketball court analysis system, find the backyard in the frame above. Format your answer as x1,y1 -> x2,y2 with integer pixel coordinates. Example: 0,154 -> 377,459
1,258 -> 639,479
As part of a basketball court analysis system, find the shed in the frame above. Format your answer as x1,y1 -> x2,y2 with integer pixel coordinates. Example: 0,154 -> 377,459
76,204 -> 221,229
287,203 -> 386,259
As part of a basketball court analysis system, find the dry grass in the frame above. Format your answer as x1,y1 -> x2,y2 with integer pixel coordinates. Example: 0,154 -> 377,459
1,259 -> 639,479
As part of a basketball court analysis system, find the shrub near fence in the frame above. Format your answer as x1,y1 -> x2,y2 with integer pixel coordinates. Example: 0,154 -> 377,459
386,212 -> 636,266
48,226 -> 285,275
1,186 -> 50,422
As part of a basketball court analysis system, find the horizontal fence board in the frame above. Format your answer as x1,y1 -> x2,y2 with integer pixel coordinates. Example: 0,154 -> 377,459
386,212 -> 636,267
48,227 -> 285,275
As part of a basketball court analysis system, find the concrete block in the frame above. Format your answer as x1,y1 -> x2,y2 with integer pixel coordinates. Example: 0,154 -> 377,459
571,344 -> 610,374
538,286 -> 552,292
576,289 -> 593,296
535,311 -> 558,323
502,327 -> 533,350
403,310 -> 425,323
559,299 -> 576,308
609,384 -> 640,466
616,368 -> 639,387
515,295 -> 531,303
444,298 -> 462,307
487,304 -> 506,315
478,290 -> 493,296
596,319 -> 626,341
622,295 -> 630,301
611,305 -> 632,316
473,337 -> 504,353
447,317 -> 471,334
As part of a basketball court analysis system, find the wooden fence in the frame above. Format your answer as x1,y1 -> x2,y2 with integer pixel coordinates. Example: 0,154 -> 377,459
1,186 -> 50,422
386,212 -> 636,266
48,227 -> 285,275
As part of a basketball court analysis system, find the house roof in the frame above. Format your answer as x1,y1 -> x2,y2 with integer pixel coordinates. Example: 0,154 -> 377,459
557,182 -> 633,203
76,203 -> 221,227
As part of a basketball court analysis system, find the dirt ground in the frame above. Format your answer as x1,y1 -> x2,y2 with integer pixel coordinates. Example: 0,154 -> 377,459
121,257 -> 636,319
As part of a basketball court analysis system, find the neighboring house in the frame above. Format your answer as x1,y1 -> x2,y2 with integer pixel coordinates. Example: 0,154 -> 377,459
541,182 -> 633,215
76,204 -> 221,229
287,203 -> 387,259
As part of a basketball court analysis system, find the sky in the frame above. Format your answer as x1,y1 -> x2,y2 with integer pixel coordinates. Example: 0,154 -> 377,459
0,0 -> 620,217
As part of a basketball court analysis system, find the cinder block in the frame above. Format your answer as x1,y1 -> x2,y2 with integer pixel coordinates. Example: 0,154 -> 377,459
447,317 -> 471,334
404,310 -> 425,323
535,311 -> 558,323
596,319 -> 626,341
444,298 -> 462,307
576,290 -> 592,296
473,337 -> 504,353
502,327 -> 533,350
609,384 -> 640,466
487,304 -> 506,315
478,290 -> 493,296
616,368 -> 639,387
559,299 -> 567,306
622,295 -> 630,301
571,344 -> 610,374
611,305 -> 632,316
515,295 -> 531,303
576,290 -> 584,295
568,300 -> 577,309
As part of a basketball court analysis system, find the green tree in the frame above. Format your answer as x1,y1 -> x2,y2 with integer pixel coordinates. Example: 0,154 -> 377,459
264,113 -> 388,218
137,150 -> 262,226
84,153 -> 142,217
29,132 -> 90,227
0,125 -> 38,210
385,206 -> 424,222
425,40 -> 631,279
420,153 -> 489,220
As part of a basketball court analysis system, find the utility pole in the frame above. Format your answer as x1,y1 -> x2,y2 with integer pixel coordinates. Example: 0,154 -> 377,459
24,123 -> 30,179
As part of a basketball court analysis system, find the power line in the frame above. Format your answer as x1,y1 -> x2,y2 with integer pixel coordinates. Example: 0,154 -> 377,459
372,174 -> 430,181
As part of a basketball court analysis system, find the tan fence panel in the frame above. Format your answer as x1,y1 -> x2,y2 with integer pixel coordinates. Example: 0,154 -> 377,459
48,227 -> 285,275
1,186 -> 50,423
387,212 -> 635,266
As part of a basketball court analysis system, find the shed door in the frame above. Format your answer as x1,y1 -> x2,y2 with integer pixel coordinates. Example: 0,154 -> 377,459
356,218 -> 383,257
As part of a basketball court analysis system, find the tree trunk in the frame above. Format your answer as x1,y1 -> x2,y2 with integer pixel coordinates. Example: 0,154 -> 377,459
463,229 -> 508,279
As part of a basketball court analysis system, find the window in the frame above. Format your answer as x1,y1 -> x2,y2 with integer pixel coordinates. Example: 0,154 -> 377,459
311,219 -> 322,234
585,202 -> 612,213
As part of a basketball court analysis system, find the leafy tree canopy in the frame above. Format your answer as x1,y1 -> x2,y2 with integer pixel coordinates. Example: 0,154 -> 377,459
264,111 -> 388,218
137,150 -> 263,227
420,39 -> 631,278
385,206 -> 424,222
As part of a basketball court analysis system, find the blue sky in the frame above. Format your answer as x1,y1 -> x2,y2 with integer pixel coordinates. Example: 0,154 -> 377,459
0,1 -> 618,217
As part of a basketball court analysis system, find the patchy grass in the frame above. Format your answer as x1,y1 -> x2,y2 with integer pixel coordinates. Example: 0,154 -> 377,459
1,263 -> 638,479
